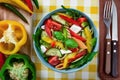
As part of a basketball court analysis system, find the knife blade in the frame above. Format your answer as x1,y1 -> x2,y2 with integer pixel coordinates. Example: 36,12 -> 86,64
111,0 -> 118,77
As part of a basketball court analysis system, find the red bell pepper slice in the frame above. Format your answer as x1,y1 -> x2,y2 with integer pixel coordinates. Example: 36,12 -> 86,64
77,17 -> 87,25
23,0 -> 33,11
69,48 -> 78,52
68,50 -> 87,63
0,53 -> 5,69
51,41 -> 56,48
48,56 -> 60,66
69,29 -> 86,42
59,15 -> 80,26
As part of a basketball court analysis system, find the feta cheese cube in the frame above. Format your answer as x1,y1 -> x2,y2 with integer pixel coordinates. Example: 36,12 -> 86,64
70,24 -> 82,33
40,45 -> 47,53
60,49 -> 72,54
41,25 -> 45,29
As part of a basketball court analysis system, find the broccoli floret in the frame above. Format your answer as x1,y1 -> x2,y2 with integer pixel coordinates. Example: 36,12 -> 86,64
8,62 -> 29,80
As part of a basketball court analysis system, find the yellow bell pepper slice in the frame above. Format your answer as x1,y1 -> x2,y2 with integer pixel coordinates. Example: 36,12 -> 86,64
42,36 -> 64,49
0,20 -> 27,55
84,27 -> 93,53
57,13 -> 72,18
55,41 -> 64,49
63,52 -> 77,68
42,37 -> 53,44
84,27 -> 92,40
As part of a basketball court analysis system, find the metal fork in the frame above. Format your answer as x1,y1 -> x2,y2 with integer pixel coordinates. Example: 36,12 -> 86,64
103,0 -> 112,74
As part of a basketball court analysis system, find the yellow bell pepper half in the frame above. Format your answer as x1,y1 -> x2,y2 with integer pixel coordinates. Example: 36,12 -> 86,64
0,20 -> 27,55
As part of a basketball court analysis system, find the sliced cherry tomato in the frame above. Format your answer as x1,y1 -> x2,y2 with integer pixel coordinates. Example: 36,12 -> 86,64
0,53 -> 6,69
51,20 -> 62,31
45,19 -> 62,38
77,17 -> 87,25
48,56 -> 60,66
45,19 -> 52,28
45,19 -> 52,38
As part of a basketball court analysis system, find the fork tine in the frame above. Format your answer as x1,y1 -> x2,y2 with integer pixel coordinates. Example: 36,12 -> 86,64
103,1 -> 107,18
103,1 -> 112,19
107,1 -> 112,18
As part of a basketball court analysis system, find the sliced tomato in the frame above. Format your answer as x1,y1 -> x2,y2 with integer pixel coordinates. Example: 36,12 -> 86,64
0,53 -> 6,69
45,19 -> 62,38
51,20 -> 62,31
77,17 -> 87,25
45,19 -> 52,38
48,56 -> 60,66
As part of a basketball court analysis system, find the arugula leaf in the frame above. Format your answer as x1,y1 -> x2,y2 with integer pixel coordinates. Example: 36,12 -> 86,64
61,5 -> 81,20
33,29 -> 48,60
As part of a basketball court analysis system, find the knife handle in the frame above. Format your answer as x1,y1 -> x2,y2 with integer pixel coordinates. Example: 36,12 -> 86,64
112,40 -> 118,77
105,39 -> 111,74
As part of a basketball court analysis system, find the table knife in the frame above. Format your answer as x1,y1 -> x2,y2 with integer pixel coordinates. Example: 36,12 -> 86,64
111,0 -> 118,77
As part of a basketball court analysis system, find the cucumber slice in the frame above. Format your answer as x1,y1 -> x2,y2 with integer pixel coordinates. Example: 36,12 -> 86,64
51,14 -> 67,25
46,48 -> 62,57
41,31 -> 48,38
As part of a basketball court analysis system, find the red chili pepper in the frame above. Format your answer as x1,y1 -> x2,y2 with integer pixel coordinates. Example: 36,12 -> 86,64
0,53 -> 6,69
59,15 -> 80,26
68,50 -> 87,63
23,0 -> 33,11
69,29 -> 86,42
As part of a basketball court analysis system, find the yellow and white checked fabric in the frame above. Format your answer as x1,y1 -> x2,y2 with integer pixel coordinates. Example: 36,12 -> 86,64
32,0 -> 99,80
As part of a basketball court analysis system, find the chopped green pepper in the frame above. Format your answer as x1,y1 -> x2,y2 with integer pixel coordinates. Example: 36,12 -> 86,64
0,54 -> 36,80
63,27 -> 68,38
0,3 -> 28,23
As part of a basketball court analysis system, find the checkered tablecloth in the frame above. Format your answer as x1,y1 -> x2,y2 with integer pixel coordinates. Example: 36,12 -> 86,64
32,0 -> 99,80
